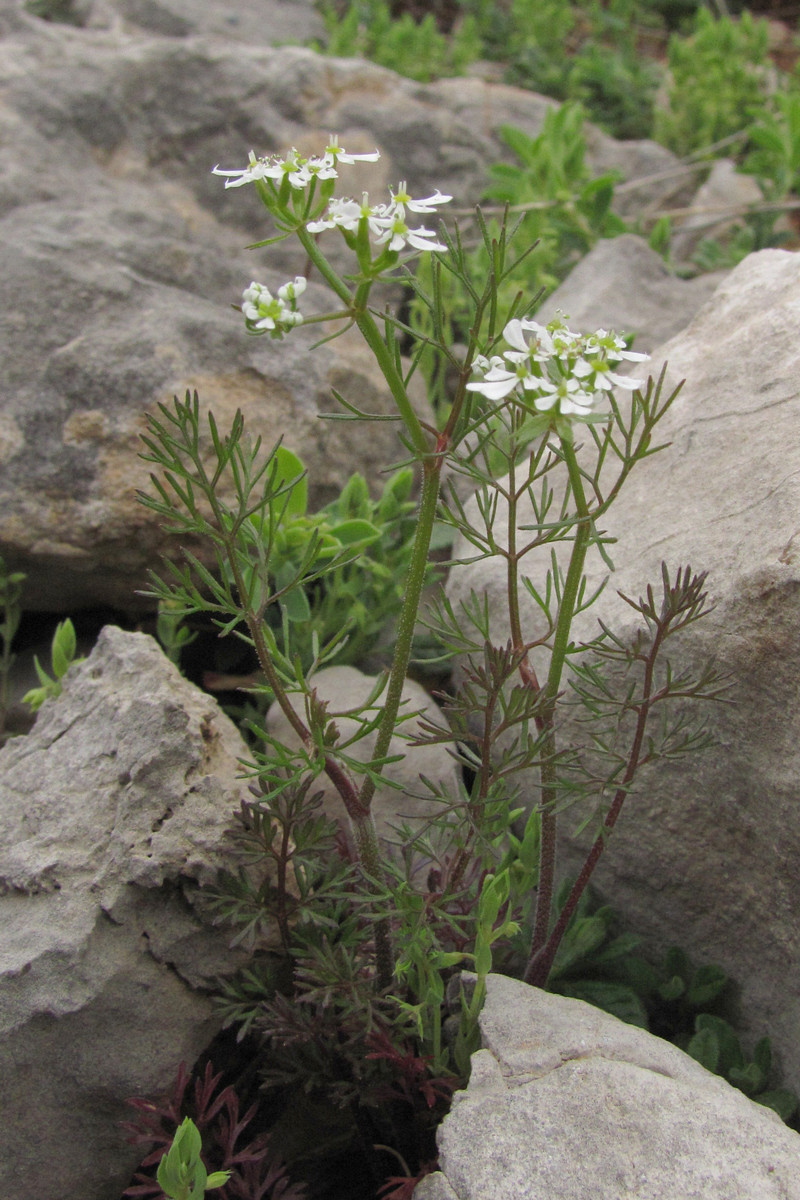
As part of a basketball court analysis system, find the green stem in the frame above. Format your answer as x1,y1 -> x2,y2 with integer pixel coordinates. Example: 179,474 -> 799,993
220,525 -> 393,983
357,458 -> 442,814
528,433 -> 594,966
294,226 -> 430,460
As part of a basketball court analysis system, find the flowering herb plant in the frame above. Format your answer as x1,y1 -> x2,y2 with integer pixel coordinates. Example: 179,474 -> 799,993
138,140 -> 724,1193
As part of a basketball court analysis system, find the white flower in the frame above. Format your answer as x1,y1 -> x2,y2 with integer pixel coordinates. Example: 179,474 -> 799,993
306,179 -> 450,255
212,151 -> 277,189
583,360 -> 642,391
466,313 -> 644,421
584,329 -> 648,363
533,376 -> 597,416
324,134 -> 381,165
308,194 -> 391,237
241,279 -> 305,337
213,139 -> 383,195
277,276 -> 307,303
374,212 -> 448,253
466,362 -> 520,401
471,354 -> 506,375
502,318 -> 555,364
389,181 -> 452,215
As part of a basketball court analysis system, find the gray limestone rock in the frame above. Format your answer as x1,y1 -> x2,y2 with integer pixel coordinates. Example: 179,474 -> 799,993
0,11 -> 692,613
414,975 -> 800,1200
671,158 -> 764,263
444,249 -> 800,1090
0,626 -> 257,1200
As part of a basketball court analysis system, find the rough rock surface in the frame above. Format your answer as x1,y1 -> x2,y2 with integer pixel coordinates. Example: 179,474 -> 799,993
0,626 -> 257,1200
0,0 -> 692,612
445,249 -> 800,1089
414,975 -> 800,1200
266,664 -> 462,850
536,234 -> 726,352
670,157 -> 764,262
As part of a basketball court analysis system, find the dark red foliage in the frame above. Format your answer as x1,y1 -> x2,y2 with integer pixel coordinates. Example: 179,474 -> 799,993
365,1030 -> 456,1110
122,1061 -> 306,1200
376,1162 -> 438,1200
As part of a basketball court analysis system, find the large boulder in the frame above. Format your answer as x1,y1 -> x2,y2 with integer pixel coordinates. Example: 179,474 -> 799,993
0,6 -> 692,612
414,975 -> 800,1200
444,249 -> 800,1089
670,158 -> 764,263
0,626 -> 257,1200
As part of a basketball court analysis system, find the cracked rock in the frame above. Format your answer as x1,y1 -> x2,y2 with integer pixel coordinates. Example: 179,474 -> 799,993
0,626 -> 258,1200
414,976 -> 800,1200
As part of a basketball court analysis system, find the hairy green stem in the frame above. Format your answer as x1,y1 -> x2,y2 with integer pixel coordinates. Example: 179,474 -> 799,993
294,227 -> 430,458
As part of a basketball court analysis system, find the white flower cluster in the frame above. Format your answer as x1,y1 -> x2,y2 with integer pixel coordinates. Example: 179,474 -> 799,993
467,315 -> 649,419
307,180 -> 452,253
241,276 -> 307,337
212,137 -> 452,255
212,135 -> 380,191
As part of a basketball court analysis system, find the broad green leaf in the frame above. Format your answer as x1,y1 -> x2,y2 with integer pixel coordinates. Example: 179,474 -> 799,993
329,518 -> 381,546
686,1026 -> 719,1073
754,1036 -> 772,1076
613,954 -> 660,995
756,1089 -> 799,1122
556,979 -> 648,1029
498,124 -> 536,162
51,624 -> 71,679
32,654 -> 54,690
686,963 -> 728,1008
728,1061 -> 766,1097
663,946 -> 690,982
694,1014 -> 743,1074
589,931 -> 642,965
658,974 -> 685,1002
274,446 -> 307,521
336,472 -> 370,519
206,1172 -> 232,1191
280,585 -> 311,624
549,915 -> 609,978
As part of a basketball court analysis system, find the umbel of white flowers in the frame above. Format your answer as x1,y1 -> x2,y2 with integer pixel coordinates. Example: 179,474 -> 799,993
214,138 -> 647,418
468,315 -> 648,422
213,138 -> 452,337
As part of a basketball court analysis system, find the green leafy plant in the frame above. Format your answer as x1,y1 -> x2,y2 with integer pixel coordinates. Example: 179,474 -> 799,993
686,1015 -> 798,1123
498,0 -> 579,100
157,597 -> 199,668
482,104 -> 627,294
156,1119 -> 231,1200
244,451 -> 433,674
22,617 -> 85,712
744,92 -> 800,203
566,41 -> 660,141
135,137 -> 724,1191
316,1 -> 481,82
654,9 -> 772,155
682,88 -> 800,272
